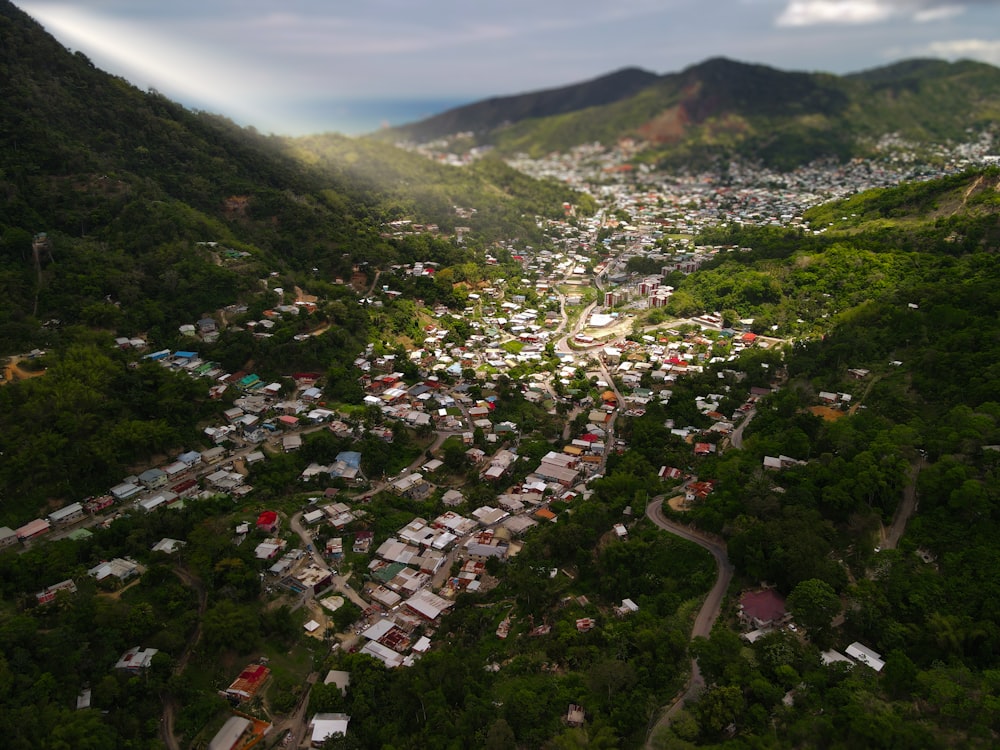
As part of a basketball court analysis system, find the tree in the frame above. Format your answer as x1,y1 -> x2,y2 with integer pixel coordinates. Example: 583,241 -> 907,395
201,600 -> 260,653
484,718 -> 516,750
787,578 -> 841,644
694,684 -> 745,736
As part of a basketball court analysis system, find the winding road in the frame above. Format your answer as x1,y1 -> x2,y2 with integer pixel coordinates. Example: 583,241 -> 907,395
643,498 -> 734,748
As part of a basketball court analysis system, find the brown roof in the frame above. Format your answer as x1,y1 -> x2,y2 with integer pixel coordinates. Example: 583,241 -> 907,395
739,590 -> 786,623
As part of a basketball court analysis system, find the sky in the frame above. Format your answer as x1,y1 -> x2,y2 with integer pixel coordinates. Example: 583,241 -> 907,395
18,0 -> 1000,136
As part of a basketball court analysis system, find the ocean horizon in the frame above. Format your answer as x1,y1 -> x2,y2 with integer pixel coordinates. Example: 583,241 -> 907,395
261,97 -> 475,137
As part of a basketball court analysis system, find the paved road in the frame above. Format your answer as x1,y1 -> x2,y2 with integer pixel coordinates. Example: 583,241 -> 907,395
728,408 -> 756,450
289,511 -> 368,610
644,498 -> 734,748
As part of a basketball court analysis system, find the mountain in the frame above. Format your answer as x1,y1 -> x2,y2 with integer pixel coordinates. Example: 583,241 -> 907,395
385,66 -> 659,142
0,1 -> 585,352
385,56 -> 1000,168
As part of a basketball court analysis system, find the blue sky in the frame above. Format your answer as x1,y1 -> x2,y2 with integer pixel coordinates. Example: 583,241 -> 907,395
19,0 -> 1000,135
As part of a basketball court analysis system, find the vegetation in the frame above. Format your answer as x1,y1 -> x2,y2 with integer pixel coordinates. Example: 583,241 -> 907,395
385,56 -> 1000,170
5,1 -> 1000,747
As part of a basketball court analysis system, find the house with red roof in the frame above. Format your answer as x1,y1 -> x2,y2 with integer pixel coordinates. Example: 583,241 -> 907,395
256,511 -> 280,534
738,589 -> 788,630
225,663 -> 271,702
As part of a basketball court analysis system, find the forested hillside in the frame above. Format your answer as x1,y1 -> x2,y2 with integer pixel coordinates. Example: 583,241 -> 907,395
0,0 -> 590,520
386,56 -> 1000,169
0,1 -> 588,353
631,167 -> 1000,748
5,0 -> 1000,747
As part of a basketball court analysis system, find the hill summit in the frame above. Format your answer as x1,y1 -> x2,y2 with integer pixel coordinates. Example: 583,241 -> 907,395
385,56 -> 1000,168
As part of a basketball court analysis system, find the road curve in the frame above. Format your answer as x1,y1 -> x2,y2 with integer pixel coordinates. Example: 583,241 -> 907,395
644,498 -> 735,748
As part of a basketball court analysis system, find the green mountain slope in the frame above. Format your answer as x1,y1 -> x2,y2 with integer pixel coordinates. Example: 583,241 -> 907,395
383,66 -> 659,142
389,56 -> 1000,169
0,1 -> 586,352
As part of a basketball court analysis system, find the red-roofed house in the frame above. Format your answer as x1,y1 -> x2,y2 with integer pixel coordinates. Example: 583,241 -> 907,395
226,663 -> 271,702
738,589 -> 788,630
256,511 -> 279,534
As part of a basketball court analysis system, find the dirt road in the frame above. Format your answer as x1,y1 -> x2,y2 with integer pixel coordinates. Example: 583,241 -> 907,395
160,566 -> 208,750
882,457 -> 927,550
644,498 -> 734,747
1,355 -> 46,385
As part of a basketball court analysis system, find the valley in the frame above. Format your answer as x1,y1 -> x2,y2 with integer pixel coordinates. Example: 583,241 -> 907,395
3,3 -> 1000,746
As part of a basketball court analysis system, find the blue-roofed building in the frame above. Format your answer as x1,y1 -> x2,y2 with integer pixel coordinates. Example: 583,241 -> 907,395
336,451 -> 362,469
174,350 -> 197,360
178,450 -> 202,467
330,451 -> 363,482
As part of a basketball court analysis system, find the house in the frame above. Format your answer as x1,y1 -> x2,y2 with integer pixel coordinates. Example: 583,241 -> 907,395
138,468 -> 167,490
615,598 -> 639,617
353,531 -> 374,554
659,466 -> 683,480
89,557 -> 143,584
566,704 -> 586,727
82,495 -> 114,515
821,650 -> 855,667
329,451 -> 364,482
257,511 -> 280,534
738,589 -> 788,630
845,642 -> 885,672
48,502 -> 84,526
255,538 -> 287,560
201,446 -> 226,464
225,663 -> 271,702
441,489 -> 464,507
310,713 -> 350,746
207,716 -> 251,750
151,538 -> 185,555
36,579 -> 77,605
404,589 -> 453,621
762,456 -> 783,470
115,646 -> 158,673
390,472 -> 432,501
0,526 -> 17,549
303,509 -> 325,525
139,491 -> 178,513
110,481 -> 142,501
324,670 -> 351,697
172,478 -> 200,498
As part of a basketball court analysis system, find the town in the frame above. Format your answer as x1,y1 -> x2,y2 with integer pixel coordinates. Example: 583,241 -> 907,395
2,129 -> 995,749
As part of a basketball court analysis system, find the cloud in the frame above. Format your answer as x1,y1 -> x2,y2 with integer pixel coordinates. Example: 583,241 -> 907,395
914,4 -> 967,20
919,37 -> 1000,63
776,1 -> 974,26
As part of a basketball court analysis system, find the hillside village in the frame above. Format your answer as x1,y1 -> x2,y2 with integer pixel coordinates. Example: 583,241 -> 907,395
3,129 -> 999,749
